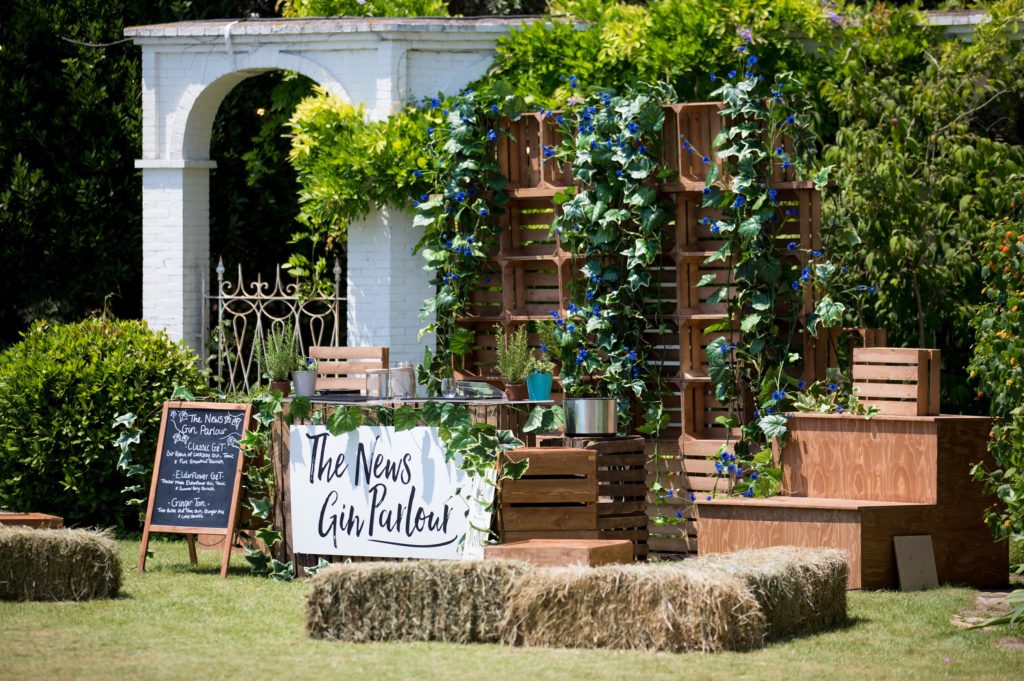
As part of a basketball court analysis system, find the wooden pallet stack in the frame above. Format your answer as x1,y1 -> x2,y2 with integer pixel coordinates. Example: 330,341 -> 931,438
458,104 -> 834,557
498,437 -> 648,559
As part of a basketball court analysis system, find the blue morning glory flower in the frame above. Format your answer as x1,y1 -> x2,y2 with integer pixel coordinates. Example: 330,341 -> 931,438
487,129 -> 497,141
576,348 -> 588,363
828,382 -> 838,392
728,70 -> 737,79
430,97 -> 441,108
413,169 -> 422,179
480,208 -> 488,217
800,268 -> 812,282
747,55 -> 758,66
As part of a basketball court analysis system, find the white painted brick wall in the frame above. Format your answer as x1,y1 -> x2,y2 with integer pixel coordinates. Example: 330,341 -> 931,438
131,21 -> 513,362
347,207 -> 433,368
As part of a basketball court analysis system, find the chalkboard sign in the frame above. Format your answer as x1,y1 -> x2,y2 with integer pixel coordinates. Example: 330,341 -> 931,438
138,401 -> 252,578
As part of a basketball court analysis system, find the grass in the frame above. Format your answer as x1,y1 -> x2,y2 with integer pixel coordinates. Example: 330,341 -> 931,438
0,539 -> 1020,681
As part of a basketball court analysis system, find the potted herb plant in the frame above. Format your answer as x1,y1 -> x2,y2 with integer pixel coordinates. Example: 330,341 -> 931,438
259,321 -> 301,397
526,354 -> 555,401
292,357 -> 319,398
494,324 -> 531,401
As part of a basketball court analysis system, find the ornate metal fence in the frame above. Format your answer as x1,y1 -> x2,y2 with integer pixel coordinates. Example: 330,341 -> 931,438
204,257 -> 345,393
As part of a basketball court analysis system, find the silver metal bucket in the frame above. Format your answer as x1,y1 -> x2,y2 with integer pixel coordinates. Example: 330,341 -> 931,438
564,397 -> 617,436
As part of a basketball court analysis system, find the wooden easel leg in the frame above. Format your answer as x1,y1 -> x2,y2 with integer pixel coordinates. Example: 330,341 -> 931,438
219,531 -> 233,578
137,527 -> 151,573
186,534 -> 198,566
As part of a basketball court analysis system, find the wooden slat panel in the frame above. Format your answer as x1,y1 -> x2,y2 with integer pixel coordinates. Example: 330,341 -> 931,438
860,399 -> 920,416
315,377 -> 365,391
316,360 -> 384,375
505,448 -> 596,476
852,364 -> 920,381
502,505 -> 596,531
309,346 -> 388,361
852,347 -> 927,363
501,478 -> 596,504
854,382 -> 919,399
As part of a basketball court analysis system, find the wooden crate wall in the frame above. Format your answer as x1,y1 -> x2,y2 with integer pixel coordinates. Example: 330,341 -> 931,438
455,106 -> 825,557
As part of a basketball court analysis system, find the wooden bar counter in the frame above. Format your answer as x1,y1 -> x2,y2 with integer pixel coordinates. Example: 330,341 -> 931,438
697,413 -> 1008,589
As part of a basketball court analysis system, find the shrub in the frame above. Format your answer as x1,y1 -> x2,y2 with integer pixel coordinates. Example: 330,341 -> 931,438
968,201 -> 1024,572
0,317 -> 207,530
0,527 -> 122,601
821,4 -> 1024,412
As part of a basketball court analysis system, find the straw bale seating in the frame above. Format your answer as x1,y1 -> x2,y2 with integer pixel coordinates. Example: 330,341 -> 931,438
304,546 -> 848,652
0,526 -> 122,601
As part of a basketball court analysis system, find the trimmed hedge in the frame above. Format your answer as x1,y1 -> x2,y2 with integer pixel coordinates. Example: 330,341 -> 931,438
0,318 -> 206,530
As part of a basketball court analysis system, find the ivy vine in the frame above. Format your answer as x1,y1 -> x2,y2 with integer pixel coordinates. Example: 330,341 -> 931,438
412,85 -> 528,391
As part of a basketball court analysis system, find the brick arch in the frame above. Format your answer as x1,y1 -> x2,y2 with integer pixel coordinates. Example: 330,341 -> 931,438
175,50 -> 349,162
125,17 -> 530,357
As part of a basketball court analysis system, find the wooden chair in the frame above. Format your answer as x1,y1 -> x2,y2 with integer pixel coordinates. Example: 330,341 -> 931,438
308,346 -> 389,394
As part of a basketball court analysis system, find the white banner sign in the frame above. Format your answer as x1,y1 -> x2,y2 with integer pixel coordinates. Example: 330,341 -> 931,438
289,425 -> 494,559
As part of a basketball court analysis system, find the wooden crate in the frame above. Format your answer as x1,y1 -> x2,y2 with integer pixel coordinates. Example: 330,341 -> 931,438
484,538 -> 633,567
500,437 -> 648,558
852,348 -> 940,416
0,512 -> 63,529
660,103 -> 725,189
497,113 -> 572,194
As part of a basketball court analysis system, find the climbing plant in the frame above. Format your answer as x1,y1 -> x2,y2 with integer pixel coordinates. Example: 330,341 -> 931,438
412,86 -> 528,390
545,84 -> 674,434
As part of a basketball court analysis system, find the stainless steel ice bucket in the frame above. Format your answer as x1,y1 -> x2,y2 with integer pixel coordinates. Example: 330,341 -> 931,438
564,397 -> 617,436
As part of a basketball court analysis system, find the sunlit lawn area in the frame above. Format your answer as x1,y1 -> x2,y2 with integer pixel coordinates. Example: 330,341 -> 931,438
0,539 -> 1019,680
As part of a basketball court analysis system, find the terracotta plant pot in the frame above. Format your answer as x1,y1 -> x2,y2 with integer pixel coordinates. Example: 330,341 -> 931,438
505,383 -> 529,401
270,379 -> 291,397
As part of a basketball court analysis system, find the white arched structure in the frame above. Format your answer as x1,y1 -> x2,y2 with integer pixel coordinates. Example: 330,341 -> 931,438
126,17 -> 534,362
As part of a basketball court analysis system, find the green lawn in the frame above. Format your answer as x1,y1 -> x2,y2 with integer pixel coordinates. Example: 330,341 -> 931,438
0,540 -> 1020,681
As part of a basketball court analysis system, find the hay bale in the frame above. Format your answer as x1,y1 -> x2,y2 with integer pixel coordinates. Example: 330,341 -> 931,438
0,526 -> 122,601
501,563 -> 765,653
305,560 -> 530,643
684,546 -> 848,640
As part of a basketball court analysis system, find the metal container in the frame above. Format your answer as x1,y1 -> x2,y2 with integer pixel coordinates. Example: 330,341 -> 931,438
564,397 -> 617,436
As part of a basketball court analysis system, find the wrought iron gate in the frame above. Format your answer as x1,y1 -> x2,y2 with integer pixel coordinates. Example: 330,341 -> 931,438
204,257 -> 345,393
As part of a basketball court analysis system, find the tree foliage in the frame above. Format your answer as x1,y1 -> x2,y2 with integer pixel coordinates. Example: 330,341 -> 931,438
0,0 -> 282,345
820,2 -> 1024,412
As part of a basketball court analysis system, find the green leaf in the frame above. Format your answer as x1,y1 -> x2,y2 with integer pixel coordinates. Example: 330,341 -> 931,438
249,496 -> 272,520
393,405 -> 420,431
751,292 -> 773,311
326,406 -> 363,435
814,297 -> 846,329
255,526 -> 283,547
501,457 -> 530,480
758,414 -> 789,438
738,216 -> 762,239
696,273 -> 717,288
740,313 -> 763,333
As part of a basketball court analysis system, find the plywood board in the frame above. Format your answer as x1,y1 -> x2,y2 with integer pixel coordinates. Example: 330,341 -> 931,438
893,535 -> 939,591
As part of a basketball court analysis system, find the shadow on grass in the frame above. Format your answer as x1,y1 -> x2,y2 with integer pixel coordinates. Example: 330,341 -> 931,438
760,615 -> 868,648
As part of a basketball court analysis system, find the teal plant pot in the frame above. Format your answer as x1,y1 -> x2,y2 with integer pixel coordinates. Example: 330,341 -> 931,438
526,371 -> 553,401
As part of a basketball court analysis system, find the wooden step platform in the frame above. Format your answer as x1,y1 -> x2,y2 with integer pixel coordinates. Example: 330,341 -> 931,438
484,539 -> 634,567
0,512 -> 63,529
696,495 -> 1005,589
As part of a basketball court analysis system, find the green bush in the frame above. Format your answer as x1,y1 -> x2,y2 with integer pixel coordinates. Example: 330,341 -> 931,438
968,201 -> 1024,572
821,3 -> 1024,412
0,317 -> 207,531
